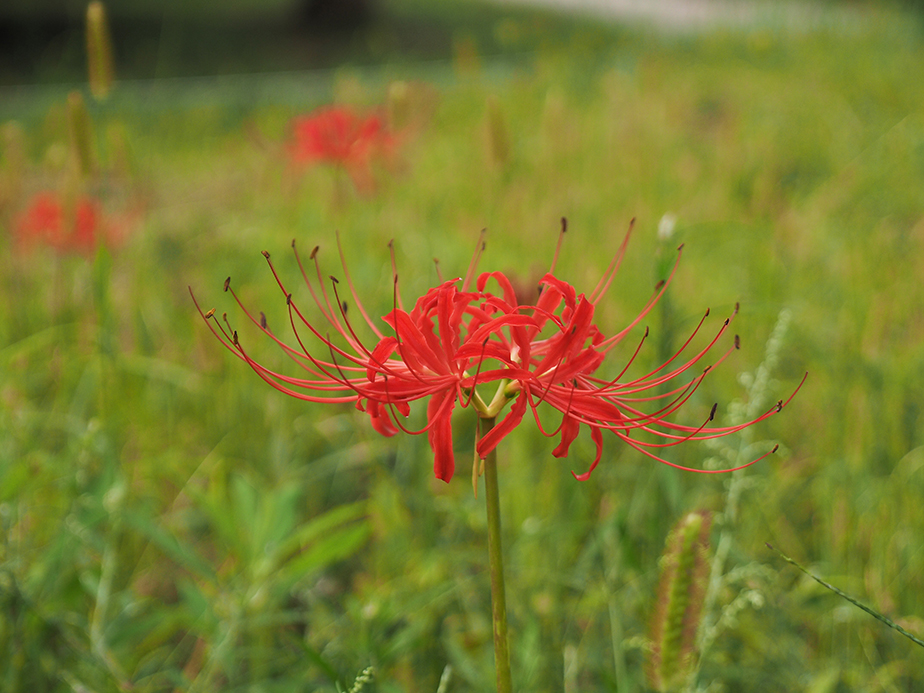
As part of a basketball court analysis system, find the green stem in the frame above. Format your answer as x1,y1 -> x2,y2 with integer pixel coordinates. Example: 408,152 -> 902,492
481,416 -> 513,693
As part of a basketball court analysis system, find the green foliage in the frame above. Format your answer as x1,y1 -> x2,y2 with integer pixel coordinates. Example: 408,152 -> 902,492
3,2 -> 924,691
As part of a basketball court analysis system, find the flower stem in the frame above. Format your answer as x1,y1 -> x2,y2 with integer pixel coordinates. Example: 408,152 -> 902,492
481,416 -> 513,693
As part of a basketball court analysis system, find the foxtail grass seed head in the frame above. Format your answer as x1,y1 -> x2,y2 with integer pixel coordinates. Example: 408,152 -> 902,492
86,1 -> 115,100
648,510 -> 712,692
67,90 -> 96,176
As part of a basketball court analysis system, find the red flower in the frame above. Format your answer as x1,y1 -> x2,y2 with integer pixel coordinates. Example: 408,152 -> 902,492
288,107 -> 394,193
13,191 -> 117,254
193,224 -> 803,483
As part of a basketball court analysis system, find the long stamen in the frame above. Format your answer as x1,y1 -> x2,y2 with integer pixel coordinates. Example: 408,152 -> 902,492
604,309 -> 726,395
583,429 -> 779,476
462,228 -> 487,292
291,240 -> 336,325
460,337 -> 491,409
308,243 -> 350,338
388,239 -> 406,312
282,294 -> 371,384
599,244 -> 684,351
329,276 -> 377,361
548,216 -> 567,276
526,378 -> 579,439
433,257 -> 444,284
336,230 -> 384,339
610,326 -> 650,384
589,218 -> 635,304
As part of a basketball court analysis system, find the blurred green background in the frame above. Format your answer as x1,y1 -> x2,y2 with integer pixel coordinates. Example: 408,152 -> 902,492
2,0 -> 924,691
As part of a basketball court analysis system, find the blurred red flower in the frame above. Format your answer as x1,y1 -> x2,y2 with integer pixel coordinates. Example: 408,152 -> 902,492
14,192 -> 103,254
194,224 -> 802,483
289,107 -> 394,193
13,191 -> 136,254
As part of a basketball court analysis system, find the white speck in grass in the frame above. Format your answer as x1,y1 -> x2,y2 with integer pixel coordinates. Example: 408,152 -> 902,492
658,213 -> 677,242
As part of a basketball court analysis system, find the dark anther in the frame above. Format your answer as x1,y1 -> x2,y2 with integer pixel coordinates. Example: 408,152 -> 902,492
776,400 -> 783,413
709,403 -> 718,420
654,279 -> 665,291
394,275 -> 399,285
260,312 -> 267,329
286,293 -> 293,305
677,242 -> 685,252
342,301 -> 348,314
291,239 -> 296,248
734,302 -> 740,315
262,250 -> 270,259
204,308 -> 215,319
705,308 -> 710,317
734,335 -> 740,349
561,217 -> 567,233
224,277 -> 231,292
388,239 -> 394,249
723,318 -> 730,326
310,246 -> 320,260
222,312 -> 228,322
232,330 -> 239,346
537,284 -> 544,297
330,276 -> 339,284
771,444 -> 779,453
644,326 -> 649,337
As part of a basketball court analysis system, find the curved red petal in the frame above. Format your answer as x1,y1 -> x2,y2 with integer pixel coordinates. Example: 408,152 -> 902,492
428,390 -> 457,482
552,414 -> 581,458
571,425 -> 604,481
476,393 -> 528,458
367,400 -> 399,437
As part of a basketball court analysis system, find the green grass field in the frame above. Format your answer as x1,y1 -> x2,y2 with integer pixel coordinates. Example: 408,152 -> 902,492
2,2 -> 924,691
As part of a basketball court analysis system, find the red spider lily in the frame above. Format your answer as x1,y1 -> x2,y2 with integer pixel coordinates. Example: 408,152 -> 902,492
288,106 -> 394,193
14,191 -> 104,254
192,222 -> 804,483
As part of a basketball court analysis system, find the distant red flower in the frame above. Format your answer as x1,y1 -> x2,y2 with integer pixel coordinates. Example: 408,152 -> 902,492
193,223 -> 803,483
14,192 -> 105,254
288,107 -> 394,193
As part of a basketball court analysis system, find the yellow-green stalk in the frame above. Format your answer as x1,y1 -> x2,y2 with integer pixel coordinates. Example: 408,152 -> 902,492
67,90 -> 96,177
647,510 -> 712,692
387,80 -> 411,131
452,34 -> 480,77
86,1 -> 115,100
485,96 -> 510,170
1,121 -> 26,209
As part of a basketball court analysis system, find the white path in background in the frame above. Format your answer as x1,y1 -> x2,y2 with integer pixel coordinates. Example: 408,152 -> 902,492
487,0 -> 863,32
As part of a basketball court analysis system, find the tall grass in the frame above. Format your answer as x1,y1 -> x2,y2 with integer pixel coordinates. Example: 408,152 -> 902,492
2,3 -> 924,690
